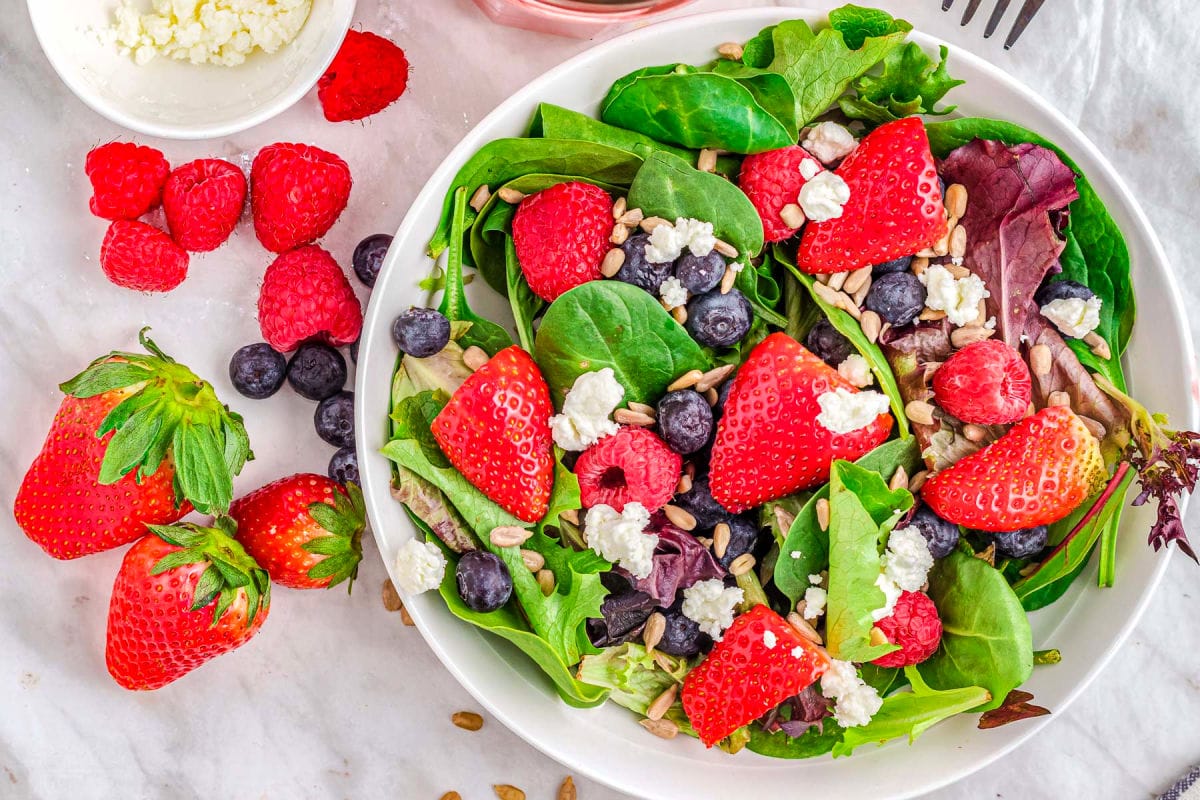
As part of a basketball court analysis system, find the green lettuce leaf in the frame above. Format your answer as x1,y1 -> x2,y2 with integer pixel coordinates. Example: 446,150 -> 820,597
840,43 -> 963,125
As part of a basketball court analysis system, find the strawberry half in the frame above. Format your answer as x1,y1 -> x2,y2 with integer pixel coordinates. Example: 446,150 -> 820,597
923,406 -> 1106,531
797,117 -> 947,274
431,346 -> 554,523
682,605 -> 830,747
512,181 -> 612,302
709,333 -> 893,512
14,331 -> 250,559
105,518 -> 270,690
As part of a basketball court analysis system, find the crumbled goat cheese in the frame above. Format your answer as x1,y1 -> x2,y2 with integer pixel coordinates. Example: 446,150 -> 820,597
110,0 -> 312,67
644,217 -> 716,262
984,316 -> 997,330
798,171 -> 851,223
790,551 -> 803,559
1041,296 -> 1103,339
803,586 -> 828,620
799,158 -> 822,181
394,539 -> 446,595
883,526 -> 934,592
681,578 -> 744,639
871,572 -> 904,621
802,122 -> 858,164
763,630 -> 778,649
809,574 -> 824,585
820,659 -> 883,728
551,368 -> 624,451
586,503 -> 657,579
817,388 -> 890,434
837,354 -> 874,388
918,265 -> 990,327
659,276 -> 688,309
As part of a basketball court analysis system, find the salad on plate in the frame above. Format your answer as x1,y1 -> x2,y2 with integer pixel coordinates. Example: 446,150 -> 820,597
380,4 -> 1199,758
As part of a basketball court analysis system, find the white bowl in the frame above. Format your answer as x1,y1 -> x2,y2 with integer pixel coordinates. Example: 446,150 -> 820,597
356,9 -> 1198,799
27,0 -> 356,139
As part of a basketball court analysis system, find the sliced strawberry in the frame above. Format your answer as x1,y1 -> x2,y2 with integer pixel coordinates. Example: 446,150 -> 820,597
797,117 -> 947,274
738,145 -> 824,243
431,346 -> 554,523
682,605 -> 830,747
933,339 -> 1031,424
512,181 -> 611,302
709,333 -> 893,512
923,406 -> 1106,531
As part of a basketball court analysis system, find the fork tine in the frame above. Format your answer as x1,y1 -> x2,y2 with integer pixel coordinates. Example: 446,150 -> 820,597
983,0 -> 1013,37
1004,0 -> 1047,48
961,0 -> 985,25
942,0 -> 955,10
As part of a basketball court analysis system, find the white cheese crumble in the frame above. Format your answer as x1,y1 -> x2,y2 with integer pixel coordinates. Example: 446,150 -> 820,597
918,264 -> 990,327
1041,296 -> 1102,339
681,578 -> 744,639
883,526 -> 934,592
836,354 -> 874,388
809,573 -> 824,585
803,586 -> 828,620
820,659 -> 883,728
644,217 -> 716,263
802,122 -> 858,165
763,630 -> 778,649
871,572 -> 904,622
585,503 -> 657,579
790,551 -> 803,559
109,0 -> 312,67
798,171 -> 851,223
799,158 -> 822,181
550,368 -> 624,451
659,276 -> 688,309
816,388 -> 890,434
394,539 -> 446,595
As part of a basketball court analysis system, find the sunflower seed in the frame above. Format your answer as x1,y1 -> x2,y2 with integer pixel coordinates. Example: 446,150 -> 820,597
719,264 -> 738,294
975,542 -> 996,566
614,407 -> 655,427
469,185 -> 491,212
1084,331 -> 1112,359
933,227 -> 951,257
950,226 -> 968,260
493,785 -> 526,800
860,310 -> 882,344
905,400 -> 936,426
963,423 -> 988,443
946,262 -> 971,279
717,41 -> 745,60
537,569 -> 556,596
828,271 -> 848,292
909,470 -> 929,493
643,611 -> 666,652
619,207 -> 645,227
641,216 -> 670,232
612,196 -> 627,220
610,222 -> 630,246
728,553 -> 756,576
714,239 -> 739,259
381,579 -> 403,612
663,504 -> 697,531
441,793 -> 462,800
911,256 -> 930,276
558,777 -> 577,800
1080,415 -> 1106,440
843,265 -> 873,296
560,507 -> 580,526
1048,390 -> 1071,407
628,401 -> 656,417
490,525 -> 531,548
975,297 -> 988,325
916,248 -> 939,259
816,273 -> 830,285
600,248 -> 626,278
888,465 -> 909,491
647,684 -> 678,721
521,548 -> 545,572
696,363 -> 735,393
950,325 -> 995,348
653,651 -> 677,672
463,345 -> 489,371
399,604 -> 415,626
923,361 -> 943,380
835,291 -> 862,320
852,276 -> 872,307
672,305 -> 688,325
452,711 -> 484,731
780,203 -> 806,229
704,387 -> 719,406
946,183 -> 968,218
676,472 -> 693,495
815,498 -> 830,531
1029,343 -> 1052,377
640,718 -> 680,739
698,149 -> 718,173
786,612 -> 823,644
812,280 -> 841,306
919,307 -> 947,321
869,626 -> 890,647
668,369 -> 704,391
713,522 -> 731,560
497,187 -> 526,204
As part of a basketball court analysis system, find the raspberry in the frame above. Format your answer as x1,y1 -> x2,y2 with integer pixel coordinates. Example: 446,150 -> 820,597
574,426 -> 681,513
163,159 -> 247,252
512,181 -> 612,302
257,246 -> 362,352
932,339 -> 1032,425
86,142 -> 170,220
870,591 -> 943,668
251,143 -> 352,253
318,30 -> 410,122
737,145 -> 823,243
100,220 -> 188,292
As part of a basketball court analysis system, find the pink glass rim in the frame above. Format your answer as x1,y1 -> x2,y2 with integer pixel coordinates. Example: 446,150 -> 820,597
497,0 -> 695,21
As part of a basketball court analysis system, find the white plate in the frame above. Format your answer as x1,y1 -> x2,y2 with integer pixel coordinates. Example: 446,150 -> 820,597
355,9 -> 1198,799
27,0 -> 356,139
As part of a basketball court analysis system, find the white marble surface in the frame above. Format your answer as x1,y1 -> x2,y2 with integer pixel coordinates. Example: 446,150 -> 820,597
1,0 -> 1199,798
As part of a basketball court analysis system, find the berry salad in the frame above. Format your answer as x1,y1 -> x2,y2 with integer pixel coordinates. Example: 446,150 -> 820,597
381,5 -> 1200,758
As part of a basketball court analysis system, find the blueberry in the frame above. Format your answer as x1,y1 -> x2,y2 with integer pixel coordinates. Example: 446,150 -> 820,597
352,233 -> 393,288
992,526 -> 1048,560
314,390 -> 355,448
864,272 -> 926,327
656,390 -> 714,455
910,505 -> 960,559
455,550 -> 513,613
872,256 -> 913,276
287,342 -> 347,401
805,319 -> 854,366
674,250 -> 725,294
712,376 -> 734,419
657,607 -> 711,657
674,473 -> 727,530
715,515 -> 760,569
328,445 -> 359,484
686,288 -> 752,347
392,307 -> 450,358
616,233 -> 674,292
229,343 -> 286,399
1034,279 -> 1094,308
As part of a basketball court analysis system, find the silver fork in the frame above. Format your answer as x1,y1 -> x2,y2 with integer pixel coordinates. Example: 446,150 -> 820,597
941,0 -> 1047,49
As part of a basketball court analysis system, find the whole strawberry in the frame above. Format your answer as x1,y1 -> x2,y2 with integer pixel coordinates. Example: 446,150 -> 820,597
870,591 -> 943,668
512,181 -> 612,302
106,519 -> 270,690
251,142 -> 352,253
14,330 -> 251,559
432,345 -> 554,523
318,30 -> 410,122
163,159 -> 247,252
100,219 -> 189,292
257,245 -> 362,352
86,141 -> 170,220
230,475 -> 364,590
738,145 -> 824,243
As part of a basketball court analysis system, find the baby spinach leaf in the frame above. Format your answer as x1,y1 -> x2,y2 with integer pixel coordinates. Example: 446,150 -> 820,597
429,139 -> 643,257
504,235 -> 544,353
832,667 -> 990,756
840,44 -> 963,125
746,722 -> 844,759
601,65 -> 796,154
919,550 -> 1033,711
628,151 -> 765,259
859,662 -> 904,696
774,438 -> 921,604
824,461 -> 912,663
439,187 -> 512,356
528,102 -> 697,162
534,280 -> 710,408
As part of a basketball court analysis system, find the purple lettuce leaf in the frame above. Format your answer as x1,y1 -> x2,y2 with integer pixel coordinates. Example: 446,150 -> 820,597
1024,317 -> 1125,442
587,589 -> 657,648
762,685 -> 834,737
633,518 -> 726,605
879,320 -> 953,464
